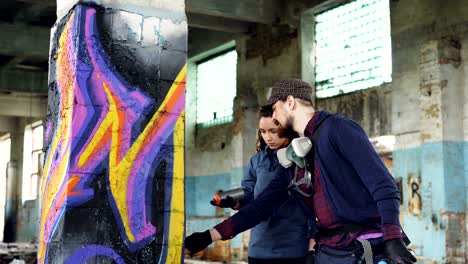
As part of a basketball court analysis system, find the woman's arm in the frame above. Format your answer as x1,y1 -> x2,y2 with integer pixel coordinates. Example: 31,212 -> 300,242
238,156 -> 258,208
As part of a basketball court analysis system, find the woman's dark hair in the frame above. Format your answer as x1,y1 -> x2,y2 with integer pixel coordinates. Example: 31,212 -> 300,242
255,105 -> 298,152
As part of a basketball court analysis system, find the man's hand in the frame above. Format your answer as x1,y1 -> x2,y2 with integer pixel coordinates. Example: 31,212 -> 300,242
185,230 -> 212,256
383,238 -> 417,264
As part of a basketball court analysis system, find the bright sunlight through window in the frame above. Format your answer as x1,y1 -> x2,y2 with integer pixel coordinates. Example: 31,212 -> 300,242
22,121 -> 44,202
196,49 -> 237,127
314,0 -> 392,98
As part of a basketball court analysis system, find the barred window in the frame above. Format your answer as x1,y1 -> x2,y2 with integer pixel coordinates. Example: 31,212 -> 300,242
22,121 -> 44,202
0,135 -> 10,241
196,49 -> 237,128
314,0 -> 392,98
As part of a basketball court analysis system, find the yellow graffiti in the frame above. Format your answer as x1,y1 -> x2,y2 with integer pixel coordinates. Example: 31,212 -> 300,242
38,12 -> 75,263
78,65 -> 186,242
166,111 -> 185,263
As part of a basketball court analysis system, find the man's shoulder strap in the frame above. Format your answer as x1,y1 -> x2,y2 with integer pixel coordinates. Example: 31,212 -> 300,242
312,114 -> 335,144
304,114 -> 335,172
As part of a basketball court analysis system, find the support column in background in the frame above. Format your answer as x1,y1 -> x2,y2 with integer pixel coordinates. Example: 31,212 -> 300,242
3,118 -> 24,243
39,1 -> 186,263
394,38 -> 466,263
418,38 -> 465,263
4,160 -> 18,243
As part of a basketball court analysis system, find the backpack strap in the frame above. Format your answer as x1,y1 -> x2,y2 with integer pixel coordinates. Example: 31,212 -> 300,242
313,115 -> 333,144
306,114 -> 334,174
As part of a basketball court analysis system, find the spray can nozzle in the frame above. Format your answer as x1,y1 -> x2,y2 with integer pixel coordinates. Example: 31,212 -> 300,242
210,188 -> 245,207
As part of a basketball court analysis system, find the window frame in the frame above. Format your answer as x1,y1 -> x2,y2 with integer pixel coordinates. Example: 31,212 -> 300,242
22,120 -> 44,202
301,0 -> 392,99
193,42 -> 237,128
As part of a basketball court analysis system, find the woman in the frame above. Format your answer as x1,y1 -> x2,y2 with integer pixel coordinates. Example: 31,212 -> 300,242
211,105 -> 310,264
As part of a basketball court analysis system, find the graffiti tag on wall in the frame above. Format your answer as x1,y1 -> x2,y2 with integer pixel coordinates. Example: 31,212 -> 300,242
408,176 -> 422,216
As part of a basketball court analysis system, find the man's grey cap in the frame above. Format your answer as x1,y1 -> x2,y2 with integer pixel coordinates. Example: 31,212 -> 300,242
263,78 -> 313,106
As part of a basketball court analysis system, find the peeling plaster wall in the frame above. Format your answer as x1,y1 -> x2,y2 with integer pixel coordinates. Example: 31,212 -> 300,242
317,85 -> 392,137
391,0 -> 468,263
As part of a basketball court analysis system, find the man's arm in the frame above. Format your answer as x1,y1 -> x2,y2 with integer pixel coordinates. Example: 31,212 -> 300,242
213,169 -> 291,240
238,156 -> 257,208
185,170 -> 291,255
331,116 -> 402,239
329,117 -> 416,263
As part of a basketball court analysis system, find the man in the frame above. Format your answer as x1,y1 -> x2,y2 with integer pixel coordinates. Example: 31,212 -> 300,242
185,79 -> 416,264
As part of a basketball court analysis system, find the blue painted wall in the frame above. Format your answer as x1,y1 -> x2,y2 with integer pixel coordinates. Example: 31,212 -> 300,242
393,141 -> 466,262
186,167 -> 246,250
186,167 -> 245,217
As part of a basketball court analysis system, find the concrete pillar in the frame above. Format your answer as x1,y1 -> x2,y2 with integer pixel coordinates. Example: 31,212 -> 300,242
3,118 -> 24,243
418,38 -> 465,263
4,161 -> 18,242
394,37 -> 466,263
39,1 -> 186,263
229,92 -> 258,261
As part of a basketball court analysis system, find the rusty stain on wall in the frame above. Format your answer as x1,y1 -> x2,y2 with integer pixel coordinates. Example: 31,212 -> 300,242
444,213 -> 466,262
424,104 -> 440,118
420,84 -> 433,97
440,80 -> 448,89
438,37 -> 461,68
245,24 -> 297,64
420,133 -> 432,141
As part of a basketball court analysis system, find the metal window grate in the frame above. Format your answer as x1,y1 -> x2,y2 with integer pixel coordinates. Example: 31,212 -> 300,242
22,121 -> 43,202
314,0 -> 392,98
196,49 -> 237,127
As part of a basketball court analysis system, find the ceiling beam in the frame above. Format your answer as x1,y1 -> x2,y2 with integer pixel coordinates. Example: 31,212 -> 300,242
3,57 -> 26,69
186,0 -> 279,24
187,13 -> 251,33
0,93 -> 47,118
0,69 -> 48,94
0,116 -> 17,133
16,0 -> 280,25
0,22 -> 50,58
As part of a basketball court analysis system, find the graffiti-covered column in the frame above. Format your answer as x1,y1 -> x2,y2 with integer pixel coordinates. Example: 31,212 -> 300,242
40,1 -> 186,263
